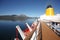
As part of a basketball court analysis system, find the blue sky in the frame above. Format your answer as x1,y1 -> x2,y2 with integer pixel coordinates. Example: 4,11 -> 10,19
0,0 -> 60,17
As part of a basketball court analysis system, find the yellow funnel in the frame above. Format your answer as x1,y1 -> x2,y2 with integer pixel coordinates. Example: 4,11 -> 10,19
46,5 -> 54,16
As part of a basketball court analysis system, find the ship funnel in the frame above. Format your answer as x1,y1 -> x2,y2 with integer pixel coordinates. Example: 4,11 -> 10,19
46,5 -> 54,16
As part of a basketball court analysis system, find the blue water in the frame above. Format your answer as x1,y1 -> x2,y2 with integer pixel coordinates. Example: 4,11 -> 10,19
0,19 -> 35,40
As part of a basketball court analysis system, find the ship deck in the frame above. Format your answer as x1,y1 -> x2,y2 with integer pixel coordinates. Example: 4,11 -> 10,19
38,21 -> 60,40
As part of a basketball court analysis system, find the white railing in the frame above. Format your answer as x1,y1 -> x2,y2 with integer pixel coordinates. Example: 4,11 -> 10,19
16,19 -> 41,40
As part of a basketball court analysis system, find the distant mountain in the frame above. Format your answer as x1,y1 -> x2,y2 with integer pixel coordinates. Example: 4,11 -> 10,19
17,14 -> 28,18
15,14 -> 28,20
19,14 -> 28,17
0,14 -> 39,21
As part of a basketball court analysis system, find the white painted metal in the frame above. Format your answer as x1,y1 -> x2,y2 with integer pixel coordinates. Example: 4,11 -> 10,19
16,25 -> 25,40
26,23 -> 32,32
16,19 -> 41,40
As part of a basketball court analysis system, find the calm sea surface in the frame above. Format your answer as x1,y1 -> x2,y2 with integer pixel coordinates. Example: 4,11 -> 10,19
0,19 -> 36,40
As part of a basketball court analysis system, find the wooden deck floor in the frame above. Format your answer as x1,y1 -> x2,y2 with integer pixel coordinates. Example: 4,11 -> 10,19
41,21 -> 60,40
